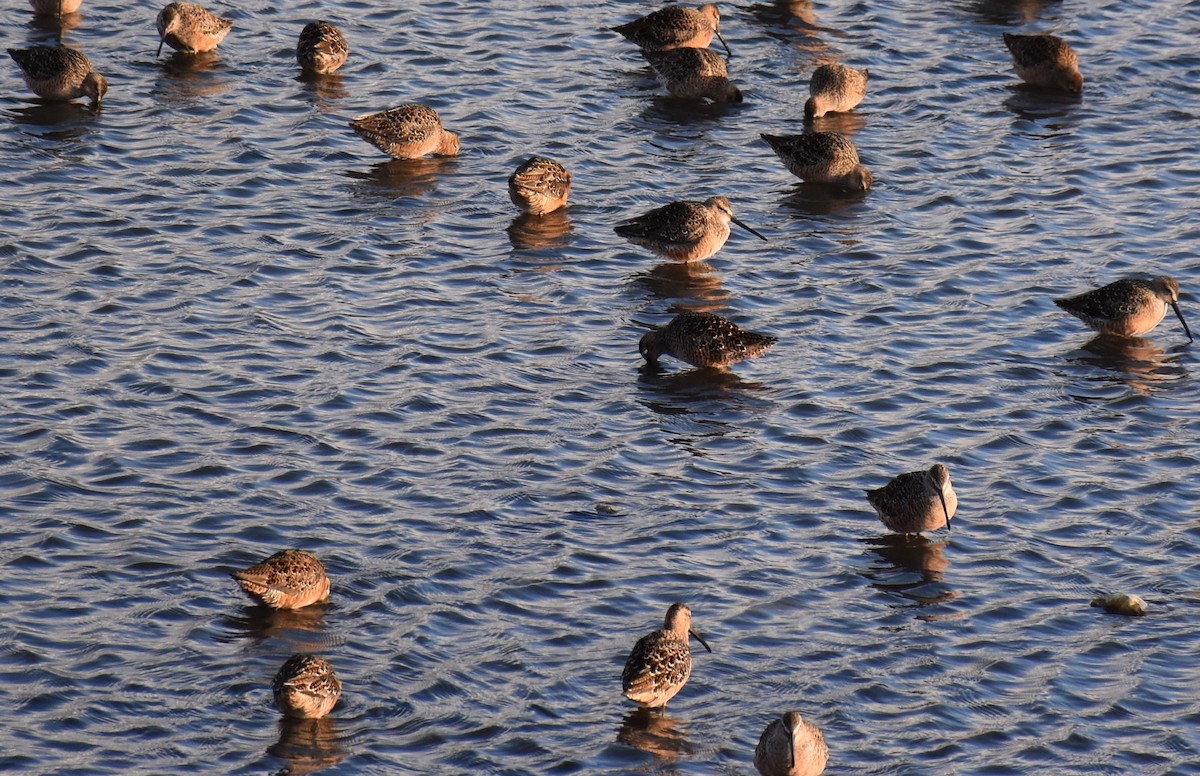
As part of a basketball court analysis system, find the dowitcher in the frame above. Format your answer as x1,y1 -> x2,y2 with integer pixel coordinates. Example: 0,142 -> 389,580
613,3 -> 732,57
29,0 -> 83,15
8,46 -> 106,104
157,2 -> 232,56
1002,33 -> 1083,94
273,654 -> 341,719
1055,276 -> 1192,341
644,47 -> 742,102
805,63 -> 868,119
508,156 -> 571,215
622,603 -> 712,709
297,21 -> 348,75
866,464 -> 957,535
349,103 -> 459,160
640,311 -> 777,369
231,549 -> 330,609
761,132 -> 872,191
615,196 -> 765,262
754,711 -> 829,776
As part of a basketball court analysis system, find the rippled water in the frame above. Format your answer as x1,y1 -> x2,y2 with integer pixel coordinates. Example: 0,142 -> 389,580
3,0 -> 1200,773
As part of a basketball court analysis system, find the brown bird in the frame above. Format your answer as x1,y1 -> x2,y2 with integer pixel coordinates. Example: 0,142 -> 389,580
29,0 -> 83,15
622,603 -> 712,709
231,549 -> 330,609
612,3 -> 732,57
1002,33 -> 1083,94
508,156 -> 571,215
297,21 -> 348,75
644,47 -> 742,102
273,654 -> 341,719
866,464 -> 957,535
156,2 -> 232,57
640,311 -> 777,369
1054,276 -> 1192,341
349,103 -> 460,160
8,47 -> 106,105
805,63 -> 868,119
754,711 -> 829,776
761,132 -> 871,191
615,196 -> 765,262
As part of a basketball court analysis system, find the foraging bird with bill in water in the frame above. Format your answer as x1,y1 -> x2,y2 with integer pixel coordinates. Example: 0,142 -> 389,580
639,311 -> 776,369
754,711 -> 829,776
866,464 -> 957,535
1054,276 -> 1192,342
231,549 -> 330,609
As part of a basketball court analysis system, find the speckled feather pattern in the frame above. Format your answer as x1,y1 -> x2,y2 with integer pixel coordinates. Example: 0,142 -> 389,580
644,47 -> 741,102
866,464 -> 957,534
349,103 -> 460,159
231,549 -> 330,609
1002,33 -> 1083,94
622,604 -> 706,708
761,132 -> 872,191
640,311 -> 777,369
297,21 -> 348,75
508,156 -> 571,215
754,711 -> 829,776
1055,276 -> 1191,339
157,2 -> 232,55
8,46 -> 106,103
273,654 -> 341,719
805,63 -> 868,118
615,195 -> 757,261
612,3 -> 725,52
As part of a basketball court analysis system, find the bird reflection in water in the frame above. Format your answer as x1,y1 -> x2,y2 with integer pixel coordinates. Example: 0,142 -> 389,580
1068,335 -> 1185,394
11,102 -> 97,136
347,156 -> 455,200
224,602 -> 329,645
297,71 -> 348,110
861,534 -> 957,605
507,209 -> 573,251
968,0 -> 1055,25
780,181 -> 870,218
156,51 -> 232,102
616,707 -> 694,764
268,716 -> 345,776
636,261 -> 729,311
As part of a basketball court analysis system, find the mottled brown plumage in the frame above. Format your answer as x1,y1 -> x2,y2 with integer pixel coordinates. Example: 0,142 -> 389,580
615,195 -> 765,262
508,156 -> 571,215
866,464 -> 957,535
754,711 -> 829,776
644,47 -> 742,102
622,603 -> 711,709
1003,33 -> 1083,94
297,21 -> 348,75
349,103 -> 460,160
613,3 -> 732,56
640,311 -> 777,369
761,132 -> 872,191
9,46 -> 106,104
156,2 -> 232,56
231,549 -> 330,609
1055,276 -> 1192,341
805,63 -> 868,119
273,654 -> 341,719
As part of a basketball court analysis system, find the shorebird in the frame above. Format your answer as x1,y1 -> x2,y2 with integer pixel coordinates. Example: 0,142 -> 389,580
622,603 -> 712,709
761,132 -> 872,191
8,46 -> 106,104
231,549 -> 330,609
273,654 -> 341,719
866,464 -> 957,535
349,103 -> 459,160
805,63 -> 868,119
644,47 -> 742,102
297,21 -> 348,75
754,711 -> 829,776
1002,33 -> 1083,94
156,2 -> 232,56
613,3 -> 732,57
508,156 -> 571,215
29,0 -> 83,15
640,311 -> 777,369
1055,276 -> 1192,341
615,196 -> 765,262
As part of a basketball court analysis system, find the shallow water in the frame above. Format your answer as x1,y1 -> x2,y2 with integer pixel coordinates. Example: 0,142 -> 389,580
2,0 -> 1200,773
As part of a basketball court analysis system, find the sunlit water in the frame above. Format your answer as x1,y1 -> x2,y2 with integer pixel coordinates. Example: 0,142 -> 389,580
3,0 -> 1200,773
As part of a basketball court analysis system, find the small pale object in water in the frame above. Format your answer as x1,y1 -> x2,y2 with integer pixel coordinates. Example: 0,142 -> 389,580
297,21 -> 348,75
231,549 -> 330,609
615,195 -> 765,262
1002,33 -> 1083,94
8,46 -> 106,105
1054,276 -> 1192,341
622,602 -> 712,708
805,63 -> 868,119
612,3 -> 732,57
1091,594 -> 1147,617
644,47 -> 742,103
156,2 -> 232,56
349,103 -> 460,160
761,132 -> 872,191
508,156 -> 571,215
866,464 -> 957,534
273,654 -> 342,719
754,711 -> 829,776
640,311 -> 777,369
